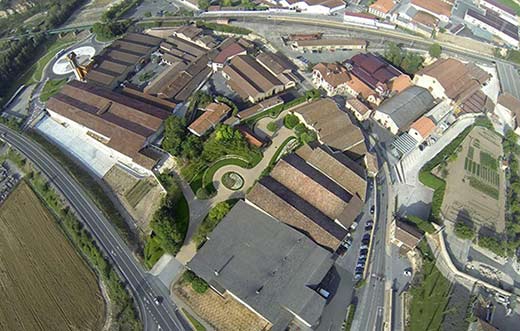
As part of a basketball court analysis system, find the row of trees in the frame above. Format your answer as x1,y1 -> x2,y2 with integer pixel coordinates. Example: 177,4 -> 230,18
384,42 -> 424,75
503,131 -> 520,255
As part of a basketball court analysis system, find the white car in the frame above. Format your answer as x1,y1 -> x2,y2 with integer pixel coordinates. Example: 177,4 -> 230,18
403,269 -> 412,277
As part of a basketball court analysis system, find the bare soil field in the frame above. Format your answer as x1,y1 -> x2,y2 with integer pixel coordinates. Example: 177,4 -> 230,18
0,182 -> 105,331
104,165 -> 164,232
441,126 -> 506,233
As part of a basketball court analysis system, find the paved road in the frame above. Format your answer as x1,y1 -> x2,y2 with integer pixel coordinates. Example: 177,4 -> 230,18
0,124 -> 188,331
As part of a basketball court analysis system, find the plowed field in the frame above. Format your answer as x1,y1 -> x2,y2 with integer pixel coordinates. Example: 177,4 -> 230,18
0,182 -> 105,330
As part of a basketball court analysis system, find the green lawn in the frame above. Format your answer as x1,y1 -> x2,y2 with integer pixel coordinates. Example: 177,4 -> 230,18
40,79 -> 67,102
182,309 -> 206,331
31,37 -> 77,83
409,241 -> 452,331
144,236 -> 164,269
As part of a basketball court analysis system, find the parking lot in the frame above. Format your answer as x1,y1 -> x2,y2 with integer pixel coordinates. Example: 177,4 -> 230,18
124,0 -> 179,19
0,161 -> 21,205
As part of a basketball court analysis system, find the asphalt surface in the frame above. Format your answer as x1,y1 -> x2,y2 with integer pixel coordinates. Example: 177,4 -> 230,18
0,124 -> 188,331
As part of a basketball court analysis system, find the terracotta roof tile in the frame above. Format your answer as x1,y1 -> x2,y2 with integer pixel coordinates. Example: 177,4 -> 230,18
410,116 -> 436,138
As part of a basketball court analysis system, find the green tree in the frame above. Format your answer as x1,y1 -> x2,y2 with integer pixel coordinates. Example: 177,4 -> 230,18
429,43 -> 442,58
181,135 -> 203,160
208,201 -> 231,222
284,114 -> 300,129
198,0 -> 210,10
221,0 -> 232,6
454,222 -> 475,240
162,116 -> 187,156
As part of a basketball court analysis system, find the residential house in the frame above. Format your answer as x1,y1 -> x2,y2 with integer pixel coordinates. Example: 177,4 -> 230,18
369,0 -> 396,19
373,86 -> 435,135
390,219 -> 423,251
312,62 -> 351,96
211,41 -> 247,71
188,200 -> 335,331
278,0 -> 346,15
495,92 -> 520,135
346,98 -> 372,121
408,116 -> 436,142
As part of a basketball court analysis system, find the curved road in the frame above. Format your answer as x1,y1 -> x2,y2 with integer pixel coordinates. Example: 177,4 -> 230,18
0,124 -> 187,331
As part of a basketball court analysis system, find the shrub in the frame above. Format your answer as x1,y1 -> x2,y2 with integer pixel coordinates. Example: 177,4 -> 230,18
406,215 -> 435,234
191,277 -> 209,294
454,222 -> 475,240
478,236 -> 507,256
267,121 -> 278,132
284,114 -> 300,129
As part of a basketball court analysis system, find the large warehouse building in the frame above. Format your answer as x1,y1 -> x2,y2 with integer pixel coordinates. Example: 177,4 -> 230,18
45,80 -> 170,175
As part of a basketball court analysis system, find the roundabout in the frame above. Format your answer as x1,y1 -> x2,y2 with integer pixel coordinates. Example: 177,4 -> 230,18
221,171 -> 244,191
52,46 -> 95,76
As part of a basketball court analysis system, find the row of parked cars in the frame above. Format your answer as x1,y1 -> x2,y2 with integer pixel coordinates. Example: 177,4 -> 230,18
355,219 -> 374,280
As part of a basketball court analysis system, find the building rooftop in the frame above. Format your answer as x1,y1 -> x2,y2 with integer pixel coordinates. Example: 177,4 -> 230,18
46,80 -> 170,168
270,154 -> 362,228
416,58 -> 490,102
236,96 -> 284,119
410,116 -> 436,138
346,98 -> 371,116
498,92 -> 520,111
257,52 -> 295,75
458,89 -> 494,116
296,143 -> 367,200
223,55 -> 283,101
293,98 -> 366,153
370,0 -> 396,14
347,53 -> 403,91
395,219 -> 423,249
466,8 -> 519,41
411,0 -> 452,17
247,176 -> 348,250
377,86 -> 435,131
188,102 -> 231,136
413,10 -> 439,27
188,200 -> 333,330
313,62 -> 350,88
213,42 -> 246,64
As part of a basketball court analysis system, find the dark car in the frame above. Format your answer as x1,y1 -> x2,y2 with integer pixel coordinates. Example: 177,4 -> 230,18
365,224 -> 373,231
370,205 -> 375,214
366,220 -> 374,227
360,249 -> 368,255
363,233 -> 371,240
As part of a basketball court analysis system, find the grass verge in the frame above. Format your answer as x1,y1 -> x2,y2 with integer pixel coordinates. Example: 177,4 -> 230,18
344,303 -> 357,331
40,78 -> 67,102
182,309 -> 207,331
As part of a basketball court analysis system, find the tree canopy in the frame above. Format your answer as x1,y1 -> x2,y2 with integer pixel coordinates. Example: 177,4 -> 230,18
384,42 -> 424,74
429,43 -> 442,58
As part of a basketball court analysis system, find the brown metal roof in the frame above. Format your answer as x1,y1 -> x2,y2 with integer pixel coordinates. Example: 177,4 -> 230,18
46,81 -> 169,168
394,220 -> 423,249
417,58 -> 490,101
256,52 -> 294,75
188,102 -> 231,136
247,177 -> 346,251
223,55 -> 283,100
121,32 -> 162,47
296,143 -> 367,201
293,98 -> 366,153
122,85 -> 177,111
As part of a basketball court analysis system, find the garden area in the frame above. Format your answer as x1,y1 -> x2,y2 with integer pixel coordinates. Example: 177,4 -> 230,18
143,172 -> 189,268
194,199 -> 238,247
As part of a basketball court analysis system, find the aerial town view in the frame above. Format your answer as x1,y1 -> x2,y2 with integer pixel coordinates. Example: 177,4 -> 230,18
2,0 -> 520,330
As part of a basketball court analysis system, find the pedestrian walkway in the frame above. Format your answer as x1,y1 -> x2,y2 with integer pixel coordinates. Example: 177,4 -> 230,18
176,116 -> 295,264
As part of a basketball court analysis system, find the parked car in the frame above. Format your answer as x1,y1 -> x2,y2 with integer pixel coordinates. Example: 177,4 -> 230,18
370,205 -> 375,214
360,244 -> 368,250
350,222 -> 359,231
356,263 -> 365,269
355,266 -> 364,273
359,249 -> 368,255
363,233 -> 371,240
366,220 -> 374,227
355,273 -> 363,280
403,269 -> 412,277
359,254 -> 367,260
365,224 -> 373,231
154,296 -> 162,305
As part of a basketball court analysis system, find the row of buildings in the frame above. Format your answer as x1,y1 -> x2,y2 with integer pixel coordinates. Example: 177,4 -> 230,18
40,23 -> 305,176
362,0 -> 519,48
187,96 -> 376,330
310,52 -> 497,157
